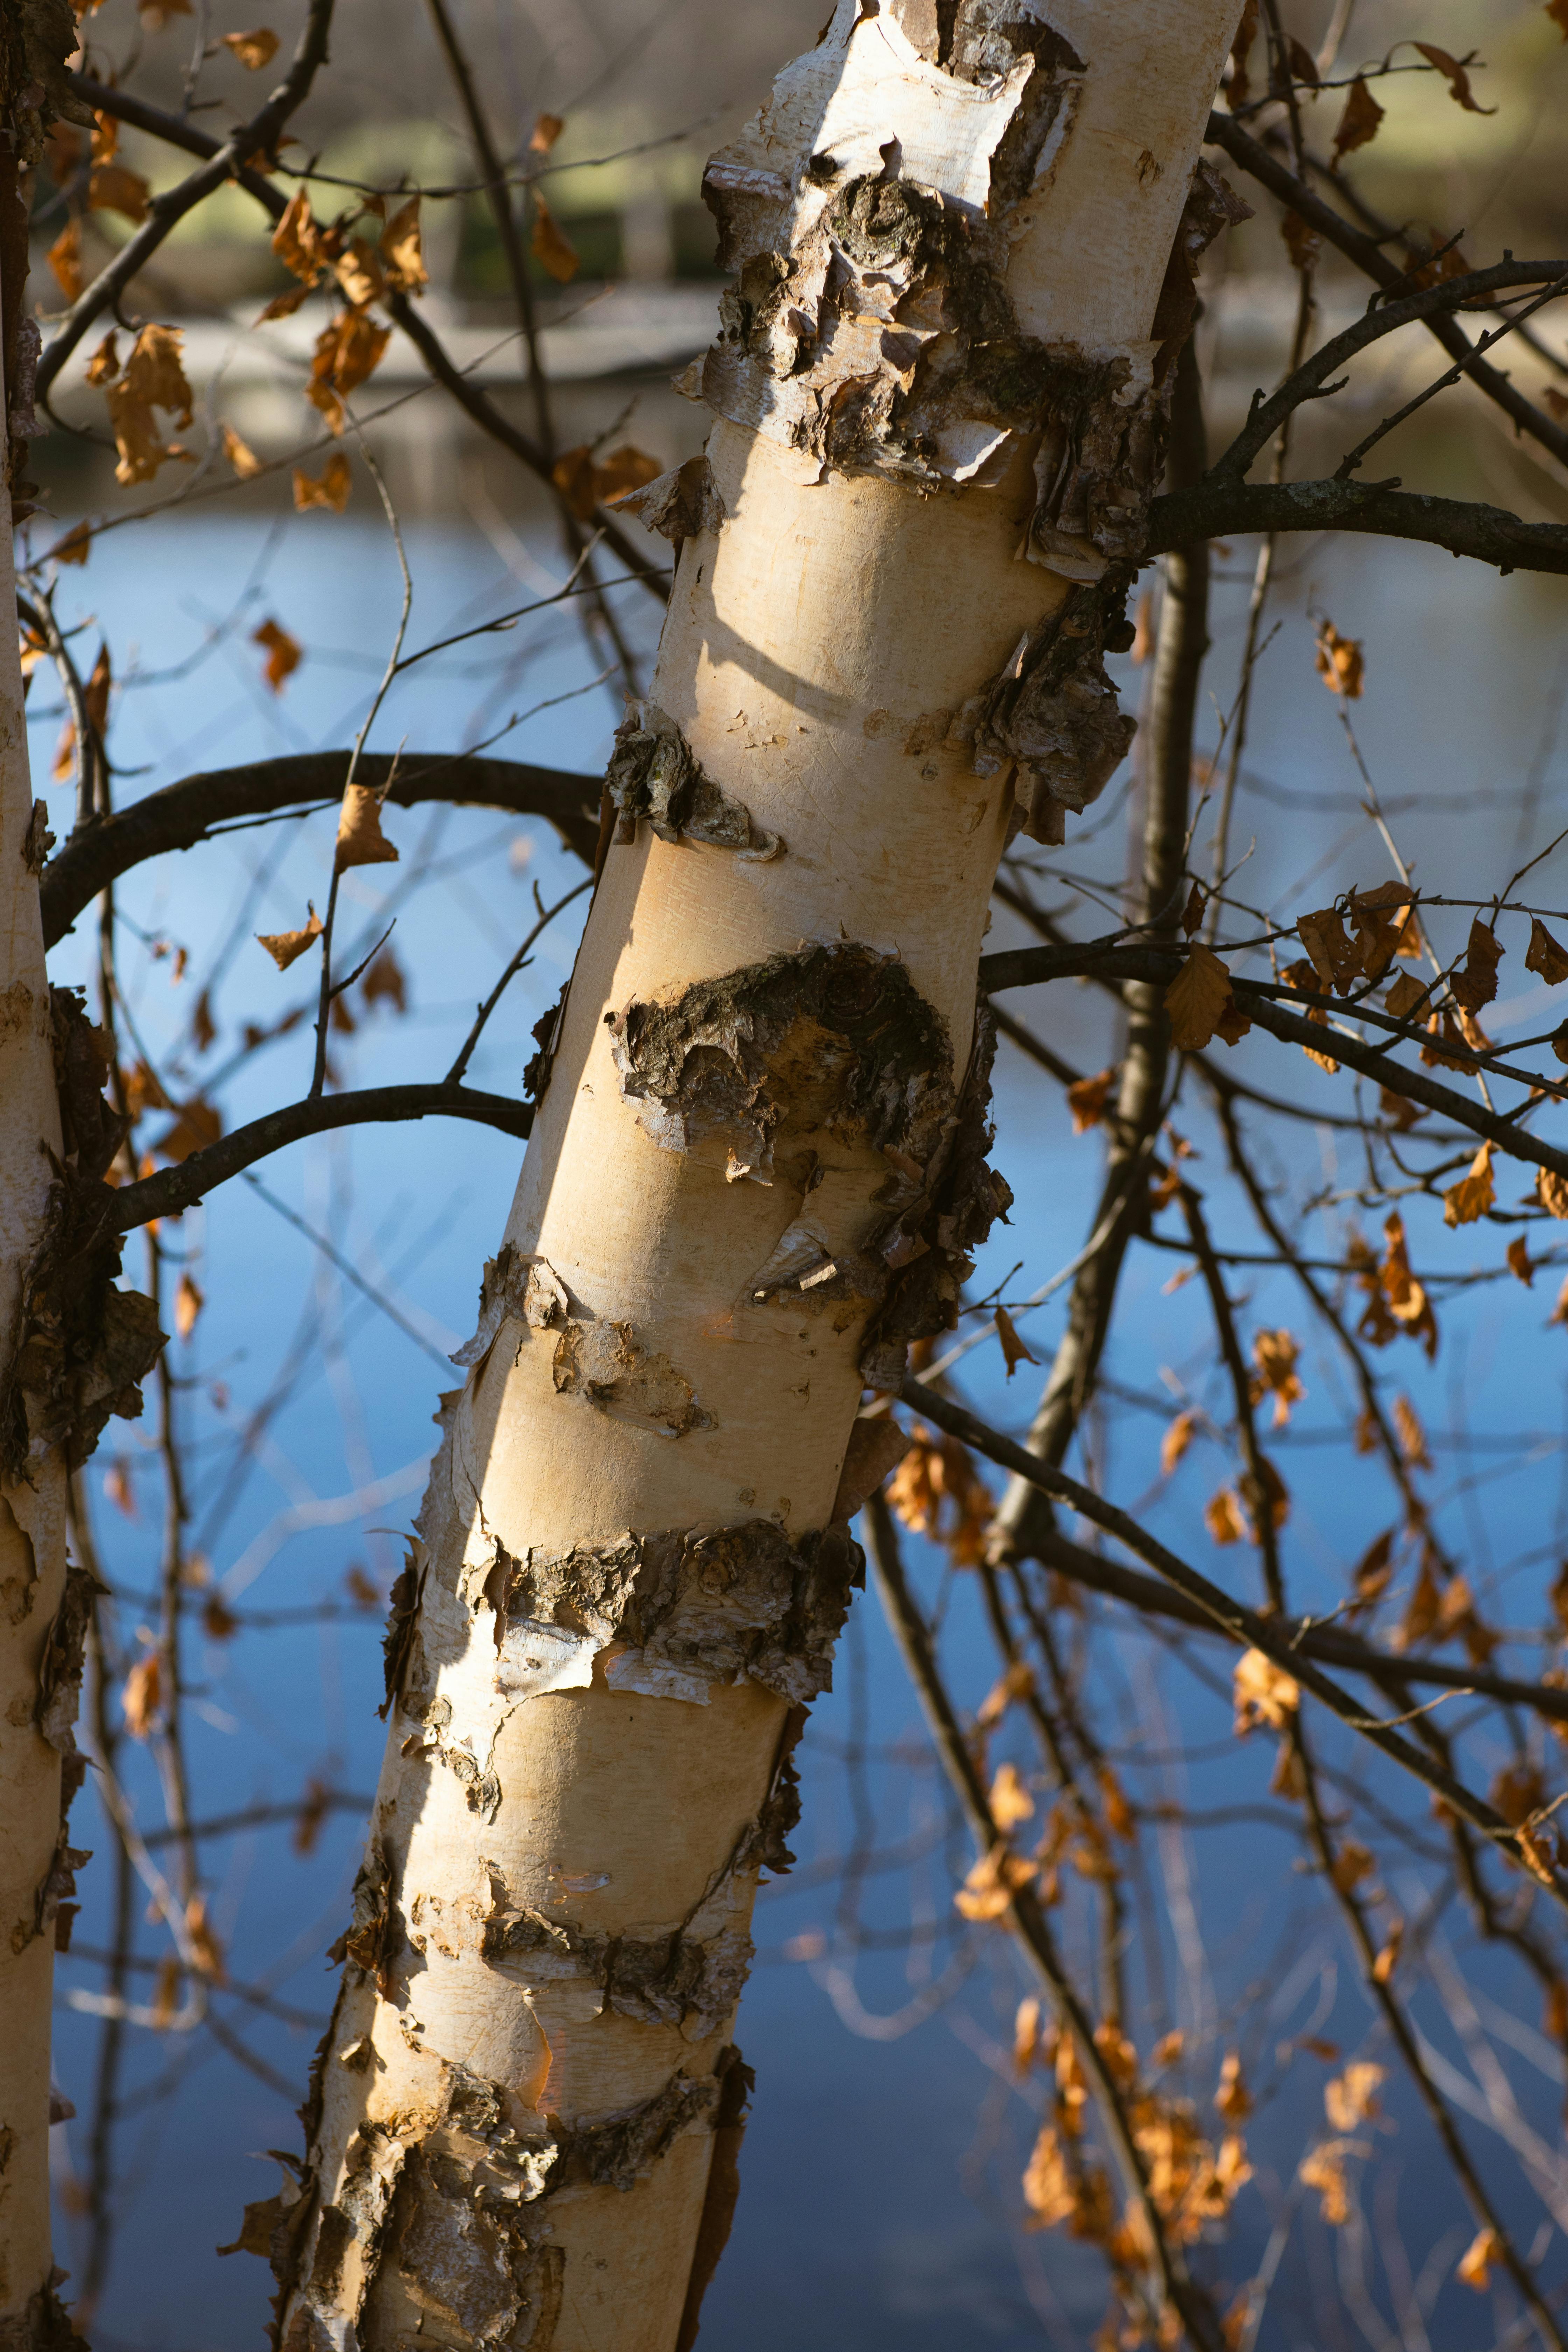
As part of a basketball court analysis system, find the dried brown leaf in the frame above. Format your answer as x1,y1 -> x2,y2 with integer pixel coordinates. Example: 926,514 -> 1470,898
1449,917 -> 1502,1013
1324,2059 -> 1383,2129
174,1271 -> 203,1340
1066,1065 -> 1117,1134
293,452 -> 352,513
989,1761 -> 1035,1829
253,617 -> 301,693
222,422 -> 263,479
89,163 -> 150,222
531,194 -> 579,284
1526,917 -> 1568,988
1161,1408 -> 1196,1477
336,783 -> 399,873
1332,75 -> 1385,165
257,904 -> 323,971
121,1648 -> 160,1737
1457,2227 -> 1501,2291
1234,1646 -> 1299,1731
1314,619 -> 1364,695
380,197 -> 427,294
1443,1139 -> 1495,1227
995,1304 -> 1037,1380
222,25 -> 279,66
1412,41 -> 1494,113
1165,943 -> 1236,1051
1206,1486 -> 1245,1546
48,221 -> 83,303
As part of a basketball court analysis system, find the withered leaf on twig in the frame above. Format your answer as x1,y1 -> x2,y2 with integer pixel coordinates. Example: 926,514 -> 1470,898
222,25 -> 279,67
380,197 -> 427,294
1331,76 -> 1385,166
1443,1139 -> 1494,1227
531,194 -> 579,283
1411,41 -> 1495,113
1165,943 -> 1237,1051
1526,917 -> 1568,988
336,784 -> 400,872
293,453 -> 351,512
1448,917 -> 1502,1013
253,617 -> 301,692
1314,620 -> 1364,696
222,423 -> 264,479
257,905 -> 323,971
995,1304 -> 1037,1379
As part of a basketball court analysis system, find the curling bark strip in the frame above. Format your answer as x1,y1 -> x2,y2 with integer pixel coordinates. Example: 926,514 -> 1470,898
272,7 -> 1242,2346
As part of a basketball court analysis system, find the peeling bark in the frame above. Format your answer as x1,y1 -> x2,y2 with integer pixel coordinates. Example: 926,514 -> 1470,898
274,4 -> 1245,2340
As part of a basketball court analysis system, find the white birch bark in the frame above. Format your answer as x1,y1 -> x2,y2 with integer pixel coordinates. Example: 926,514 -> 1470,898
272,5 -> 1242,2345
0,282 -> 77,2352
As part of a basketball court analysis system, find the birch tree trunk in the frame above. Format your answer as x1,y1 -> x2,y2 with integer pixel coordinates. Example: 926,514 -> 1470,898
2,41 -> 160,2337
273,5 -> 1241,2345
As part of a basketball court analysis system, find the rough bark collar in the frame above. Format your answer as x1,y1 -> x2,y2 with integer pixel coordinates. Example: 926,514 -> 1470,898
0,988 -> 165,1483
605,702 -> 780,859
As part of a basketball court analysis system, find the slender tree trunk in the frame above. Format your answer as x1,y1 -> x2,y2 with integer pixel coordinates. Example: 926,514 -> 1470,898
0,182 -> 78,2352
276,7 -> 1240,2345
990,333 -> 1211,1556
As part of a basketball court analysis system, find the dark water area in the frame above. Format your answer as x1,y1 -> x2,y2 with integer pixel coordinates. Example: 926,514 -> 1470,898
29,476 -> 1568,2350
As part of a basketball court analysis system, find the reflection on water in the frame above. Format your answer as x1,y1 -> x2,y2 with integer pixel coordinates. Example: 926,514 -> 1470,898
34,480 -> 1568,2348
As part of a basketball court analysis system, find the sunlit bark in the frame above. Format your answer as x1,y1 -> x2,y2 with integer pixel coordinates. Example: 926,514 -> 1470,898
274,5 -> 1242,2345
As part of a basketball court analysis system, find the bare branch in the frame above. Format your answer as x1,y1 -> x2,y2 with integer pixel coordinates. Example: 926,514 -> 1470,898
1149,475 -> 1568,577
104,1084 -> 532,1233
39,749 -> 599,947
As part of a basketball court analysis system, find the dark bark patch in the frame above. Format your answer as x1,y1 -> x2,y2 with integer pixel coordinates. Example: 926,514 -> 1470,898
498,1519 -> 863,1707
610,941 -> 953,1184
605,701 -> 779,860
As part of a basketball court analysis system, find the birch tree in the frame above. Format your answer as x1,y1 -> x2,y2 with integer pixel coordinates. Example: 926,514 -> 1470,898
14,0 -> 1568,2345
252,6 -> 1248,2346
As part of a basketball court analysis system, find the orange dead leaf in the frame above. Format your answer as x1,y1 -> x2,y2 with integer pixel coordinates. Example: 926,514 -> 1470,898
361,947 -> 407,1013
186,1893 -> 225,1980
529,113 -> 565,153
1314,619 -> 1364,696
253,617 -> 301,692
1205,1486 -> 1245,1547
1372,1919 -> 1404,1983
222,423 -> 264,479
257,905 -> 323,972
1449,917 -> 1502,1014
272,188 -> 326,285
84,330 -> 119,386
222,25 -> 279,66
336,784 -> 399,873
1161,1409 -> 1196,1477
1443,1140 -> 1495,1228
1067,1065 -> 1118,1133
51,521 -> 92,568
1099,1764 -> 1134,1841
1392,1393 -> 1429,1468
1152,2029 -> 1185,2070
954,1842 -> 1037,1921
256,281 -> 313,324
1216,2051 -> 1252,2122
1180,881 -> 1206,937
1234,1646 -> 1299,1732
1324,2060 -> 1384,2130
1490,1762 -> 1545,1826
1021,2124 -> 1077,2229
121,1649 -> 161,1737
975,1659 -> 1035,1731
89,162 -> 150,222
307,310 -> 391,431
1332,76 -> 1385,166
380,197 -> 427,295
1013,1994 -> 1043,2074
203,1592 -> 238,1639
293,453 -> 352,513
47,221 -> 83,303
1457,2226 -> 1501,2291
1165,944 -> 1236,1051
531,195 -> 579,284
1250,1328 -> 1304,1427
174,1271 -> 204,1340
1330,1840 -> 1376,1897
105,324 -> 195,486
1351,1528 -> 1395,1612
1296,907 -> 1360,993
995,1304 -> 1037,1380
153,1098 -> 221,1163
333,236 -> 384,309
989,1761 -> 1036,1830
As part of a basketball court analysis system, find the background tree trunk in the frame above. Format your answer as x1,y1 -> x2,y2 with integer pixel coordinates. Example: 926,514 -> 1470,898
276,4 -> 1241,2345
0,266 -> 77,2351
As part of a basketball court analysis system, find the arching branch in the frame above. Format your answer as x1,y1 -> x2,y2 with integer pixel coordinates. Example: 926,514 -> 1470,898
1147,476 -> 1568,576
104,1083 -> 533,1232
40,750 -> 599,946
